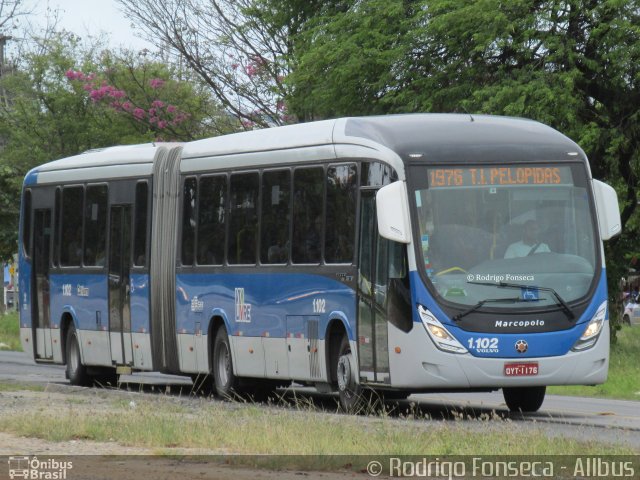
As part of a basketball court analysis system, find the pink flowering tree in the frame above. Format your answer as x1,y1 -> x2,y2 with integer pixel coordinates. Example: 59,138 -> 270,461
64,56 -> 224,140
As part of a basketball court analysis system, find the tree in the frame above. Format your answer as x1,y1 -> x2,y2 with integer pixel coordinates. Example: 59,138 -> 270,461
116,0 -> 290,128
0,32 -> 223,259
285,0 -> 640,327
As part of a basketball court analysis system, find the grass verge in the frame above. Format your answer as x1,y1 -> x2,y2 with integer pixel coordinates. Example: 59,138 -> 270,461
0,381 -> 44,392
548,325 -> 640,400
0,391 -> 635,460
0,311 -> 21,351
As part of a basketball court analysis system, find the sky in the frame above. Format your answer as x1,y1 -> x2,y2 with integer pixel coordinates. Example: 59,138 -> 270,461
28,0 -> 153,50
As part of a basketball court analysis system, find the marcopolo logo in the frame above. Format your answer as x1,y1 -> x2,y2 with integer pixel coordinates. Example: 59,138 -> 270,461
495,320 -> 545,328
8,456 -> 73,479
235,288 -> 252,323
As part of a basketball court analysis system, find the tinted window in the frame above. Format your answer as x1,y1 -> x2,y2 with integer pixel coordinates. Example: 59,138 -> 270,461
133,182 -> 148,267
60,186 -> 84,267
228,173 -> 259,264
22,189 -> 31,257
361,162 -> 397,187
53,188 -> 61,266
260,170 -> 290,264
83,185 -> 108,266
292,167 -> 324,263
197,176 -> 226,265
325,164 -> 357,263
181,177 -> 197,266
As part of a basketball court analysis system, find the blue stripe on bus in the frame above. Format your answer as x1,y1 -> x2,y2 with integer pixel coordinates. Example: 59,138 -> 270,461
175,273 -> 356,340
410,270 -> 608,358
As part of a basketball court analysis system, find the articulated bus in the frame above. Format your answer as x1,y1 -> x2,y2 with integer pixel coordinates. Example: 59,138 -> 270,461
18,114 -> 621,412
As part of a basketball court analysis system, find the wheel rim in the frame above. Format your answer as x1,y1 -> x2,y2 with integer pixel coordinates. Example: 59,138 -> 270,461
216,342 -> 230,388
69,335 -> 79,375
337,354 -> 353,397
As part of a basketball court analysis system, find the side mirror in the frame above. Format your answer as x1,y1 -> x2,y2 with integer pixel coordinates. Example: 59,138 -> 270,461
592,180 -> 621,240
376,181 -> 411,244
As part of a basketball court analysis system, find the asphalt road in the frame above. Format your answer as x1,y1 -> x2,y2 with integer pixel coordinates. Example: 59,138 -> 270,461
1,350 -> 639,448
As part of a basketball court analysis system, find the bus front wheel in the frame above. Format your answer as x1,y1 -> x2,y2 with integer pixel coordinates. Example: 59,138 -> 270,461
503,386 -> 546,413
65,324 -> 89,386
337,336 -> 367,412
213,326 -> 237,399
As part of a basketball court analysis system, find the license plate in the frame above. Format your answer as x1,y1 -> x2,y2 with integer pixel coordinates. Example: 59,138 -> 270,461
504,362 -> 539,376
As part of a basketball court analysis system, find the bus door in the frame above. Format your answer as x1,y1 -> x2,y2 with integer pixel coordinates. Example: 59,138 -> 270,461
357,192 -> 391,384
108,205 -> 133,366
32,209 -> 53,360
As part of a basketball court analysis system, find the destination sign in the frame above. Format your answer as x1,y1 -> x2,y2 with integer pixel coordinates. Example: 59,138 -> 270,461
428,166 -> 572,188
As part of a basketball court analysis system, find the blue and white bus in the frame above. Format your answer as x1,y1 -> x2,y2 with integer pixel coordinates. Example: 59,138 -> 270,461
18,114 -> 621,412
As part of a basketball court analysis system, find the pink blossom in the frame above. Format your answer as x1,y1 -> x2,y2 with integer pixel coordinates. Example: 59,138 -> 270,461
109,89 -> 126,99
231,63 -> 239,70
149,78 -> 165,89
151,100 -> 164,108
166,105 -> 177,113
149,116 -> 158,124
148,108 -> 156,116
276,100 -> 285,111
245,65 -> 257,77
157,120 -> 168,129
121,101 -> 132,111
133,108 -> 146,119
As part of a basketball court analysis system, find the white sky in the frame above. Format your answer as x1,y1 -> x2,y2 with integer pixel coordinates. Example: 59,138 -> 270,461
28,0 -> 153,50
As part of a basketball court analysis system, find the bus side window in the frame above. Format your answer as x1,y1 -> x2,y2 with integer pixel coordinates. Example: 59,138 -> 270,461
181,177 -> 197,266
260,170 -> 290,264
83,184 -> 108,267
292,167 -> 324,264
133,181 -> 149,267
60,186 -> 84,267
197,176 -> 226,265
53,188 -> 61,267
326,164 -> 357,264
228,172 -> 259,265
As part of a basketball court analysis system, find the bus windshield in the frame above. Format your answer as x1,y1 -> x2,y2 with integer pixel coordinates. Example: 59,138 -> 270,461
412,164 -> 598,310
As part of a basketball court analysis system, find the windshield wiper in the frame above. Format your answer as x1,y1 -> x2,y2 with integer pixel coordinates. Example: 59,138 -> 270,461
467,280 -> 575,321
452,297 -> 535,322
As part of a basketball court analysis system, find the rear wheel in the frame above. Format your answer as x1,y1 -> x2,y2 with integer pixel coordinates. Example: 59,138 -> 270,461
213,326 -> 238,398
503,386 -> 546,412
65,324 -> 89,386
623,314 -> 631,326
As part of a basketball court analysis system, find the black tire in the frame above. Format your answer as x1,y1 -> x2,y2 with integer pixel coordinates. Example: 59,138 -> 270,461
213,326 -> 238,398
65,324 -> 90,386
377,390 -> 411,401
336,336 -> 368,412
92,368 -> 118,387
503,386 -> 546,413
623,314 -> 631,326
190,373 -> 214,396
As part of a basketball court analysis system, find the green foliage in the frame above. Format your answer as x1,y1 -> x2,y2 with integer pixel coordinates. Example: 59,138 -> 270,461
0,32 -> 226,259
283,0 -> 640,337
0,312 -> 20,351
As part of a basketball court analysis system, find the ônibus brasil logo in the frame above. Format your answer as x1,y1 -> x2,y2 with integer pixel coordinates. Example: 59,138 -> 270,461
8,456 -> 72,479
235,288 -> 252,323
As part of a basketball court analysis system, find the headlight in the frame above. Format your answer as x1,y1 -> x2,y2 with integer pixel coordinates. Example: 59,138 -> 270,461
572,301 -> 607,352
418,305 -> 468,354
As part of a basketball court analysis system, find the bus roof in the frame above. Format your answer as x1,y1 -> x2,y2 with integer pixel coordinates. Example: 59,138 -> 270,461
25,114 -> 588,185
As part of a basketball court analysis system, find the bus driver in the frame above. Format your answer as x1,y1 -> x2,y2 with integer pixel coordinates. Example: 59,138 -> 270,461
504,219 -> 550,258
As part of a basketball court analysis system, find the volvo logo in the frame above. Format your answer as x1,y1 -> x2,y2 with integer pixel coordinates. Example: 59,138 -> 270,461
515,340 -> 528,354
